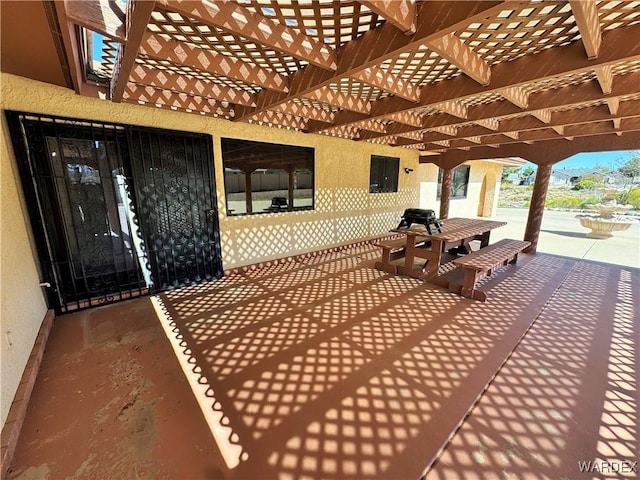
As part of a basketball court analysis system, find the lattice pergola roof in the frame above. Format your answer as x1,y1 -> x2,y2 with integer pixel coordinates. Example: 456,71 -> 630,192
56,0 -> 640,164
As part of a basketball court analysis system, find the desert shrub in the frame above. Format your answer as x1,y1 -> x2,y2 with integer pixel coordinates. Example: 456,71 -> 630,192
546,196 -> 583,209
617,188 -> 640,209
579,197 -> 600,208
573,174 -> 605,191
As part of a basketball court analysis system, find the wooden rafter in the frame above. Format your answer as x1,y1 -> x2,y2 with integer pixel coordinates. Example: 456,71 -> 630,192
302,88 -> 371,115
249,111 -> 308,131
607,97 -> 620,115
64,0 -> 126,41
476,118 -> 500,131
425,33 -> 491,86
236,1 -> 513,121
156,0 -> 336,71
421,132 -> 640,167
423,115 -> 640,150
363,24 -> 640,127
430,125 -> 459,137
569,0 -> 602,59
433,101 -> 468,119
384,112 -> 423,128
129,64 -> 256,107
358,0 -> 417,35
531,110 -> 552,124
111,0 -> 156,102
499,86 -> 529,109
350,67 -> 420,102
594,65 -> 613,94
123,83 -> 233,117
139,32 -> 289,93
364,70 -> 640,142
271,103 -> 336,123
396,99 -> 640,147
356,120 -> 387,134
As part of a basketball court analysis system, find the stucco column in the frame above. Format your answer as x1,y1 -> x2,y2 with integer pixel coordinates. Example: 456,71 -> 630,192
524,163 -> 552,253
439,168 -> 453,219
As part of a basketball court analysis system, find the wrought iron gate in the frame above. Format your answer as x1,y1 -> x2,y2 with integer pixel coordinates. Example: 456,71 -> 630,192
7,112 -> 223,313
128,127 -> 223,290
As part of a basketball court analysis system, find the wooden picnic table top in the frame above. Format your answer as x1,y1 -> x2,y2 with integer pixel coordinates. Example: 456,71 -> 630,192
392,217 -> 507,242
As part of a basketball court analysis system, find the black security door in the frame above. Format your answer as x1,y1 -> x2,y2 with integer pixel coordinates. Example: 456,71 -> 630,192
128,128 -> 223,290
7,113 -> 151,311
8,112 -> 223,312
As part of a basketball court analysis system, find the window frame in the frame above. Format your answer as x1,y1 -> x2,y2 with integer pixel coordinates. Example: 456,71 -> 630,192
221,138 -> 315,216
369,155 -> 399,193
437,165 -> 471,199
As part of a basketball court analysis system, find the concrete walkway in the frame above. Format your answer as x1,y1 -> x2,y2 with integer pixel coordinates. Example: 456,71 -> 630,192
491,208 -> 640,268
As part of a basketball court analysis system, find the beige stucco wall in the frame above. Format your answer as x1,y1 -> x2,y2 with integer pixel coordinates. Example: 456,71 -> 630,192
0,95 -> 49,427
419,161 -> 504,218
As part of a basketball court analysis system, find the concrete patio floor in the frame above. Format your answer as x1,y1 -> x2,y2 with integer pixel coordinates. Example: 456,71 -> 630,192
6,209 -> 639,480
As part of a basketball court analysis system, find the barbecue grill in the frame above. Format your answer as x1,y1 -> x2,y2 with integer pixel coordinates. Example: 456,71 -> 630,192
397,208 -> 442,234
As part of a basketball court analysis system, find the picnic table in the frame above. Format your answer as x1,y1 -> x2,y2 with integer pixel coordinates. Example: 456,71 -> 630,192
374,217 -> 529,301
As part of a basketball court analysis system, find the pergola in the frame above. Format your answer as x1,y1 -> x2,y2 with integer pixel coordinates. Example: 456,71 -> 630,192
2,0 -> 640,247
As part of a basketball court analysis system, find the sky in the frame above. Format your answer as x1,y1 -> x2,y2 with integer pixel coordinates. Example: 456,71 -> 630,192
521,150 -> 640,172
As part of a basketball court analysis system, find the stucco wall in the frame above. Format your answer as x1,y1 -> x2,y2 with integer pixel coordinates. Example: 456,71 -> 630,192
0,99 -> 48,427
419,162 -> 504,218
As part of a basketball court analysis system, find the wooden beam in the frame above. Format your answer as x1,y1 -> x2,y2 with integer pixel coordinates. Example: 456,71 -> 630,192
111,0 -> 156,102
318,125 -> 361,139
357,120 -> 388,134
430,125 -> 459,137
366,23 -> 640,124
421,131 -> 640,167
426,33 -> 491,86
271,103 -> 336,123
54,0 -> 85,93
594,65 -> 613,94
129,64 -> 256,106
237,1 -> 511,121
499,86 -> 529,109
350,66 -> 420,102
366,135 -> 398,145
403,100 -> 640,149
63,0 -> 126,41
302,88 -> 371,115
531,110 -> 552,124
249,111 -> 308,131
607,97 -> 620,115
367,70 -> 640,142
123,83 -> 234,117
384,111 -> 423,128
569,0 -> 602,59
424,115 -> 640,151
139,32 -> 289,93
358,0 -> 417,34
156,0 -> 336,71
476,118 -> 500,131
433,101 -> 468,119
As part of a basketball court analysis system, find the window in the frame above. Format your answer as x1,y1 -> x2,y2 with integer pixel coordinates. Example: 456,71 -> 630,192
437,165 -> 471,199
369,155 -> 399,193
221,138 -> 314,215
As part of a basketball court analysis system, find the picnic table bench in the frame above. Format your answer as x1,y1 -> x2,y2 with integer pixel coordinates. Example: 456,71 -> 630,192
373,237 -> 428,274
451,238 -> 531,302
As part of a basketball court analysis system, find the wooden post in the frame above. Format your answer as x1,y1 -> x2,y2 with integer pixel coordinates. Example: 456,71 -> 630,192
244,170 -> 253,214
524,163 -> 552,253
287,168 -> 295,211
439,168 -> 453,219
